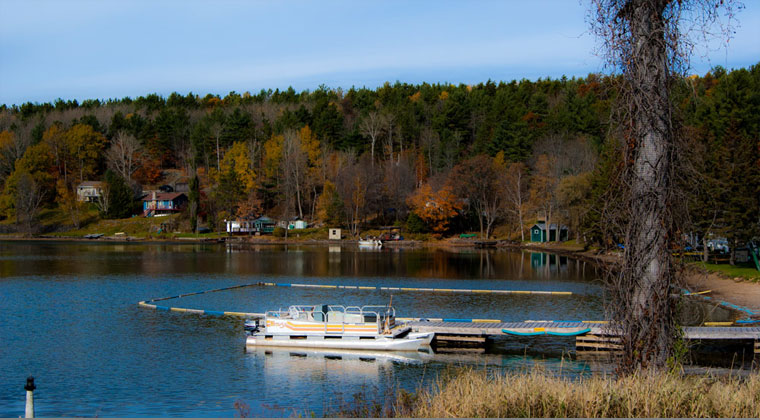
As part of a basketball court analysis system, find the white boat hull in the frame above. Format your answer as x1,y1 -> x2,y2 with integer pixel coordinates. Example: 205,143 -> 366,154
246,334 -> 432,351
408,332 -> 435,346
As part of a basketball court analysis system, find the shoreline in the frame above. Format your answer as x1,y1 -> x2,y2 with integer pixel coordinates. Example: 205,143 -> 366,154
3,234 -> 757,315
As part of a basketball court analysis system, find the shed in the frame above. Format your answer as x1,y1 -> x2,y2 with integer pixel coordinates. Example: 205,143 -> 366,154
328,228 -> 342,240
288,220 -> 307,230
530,222 -> 569,242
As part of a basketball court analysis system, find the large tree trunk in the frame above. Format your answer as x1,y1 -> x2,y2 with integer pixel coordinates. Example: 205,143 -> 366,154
618,0 -> 674,371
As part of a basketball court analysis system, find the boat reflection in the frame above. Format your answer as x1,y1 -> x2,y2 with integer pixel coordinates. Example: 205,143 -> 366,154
246,347 -> 430,381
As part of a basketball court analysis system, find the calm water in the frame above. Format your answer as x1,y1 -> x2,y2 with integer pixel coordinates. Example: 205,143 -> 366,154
0,241 -> 737,417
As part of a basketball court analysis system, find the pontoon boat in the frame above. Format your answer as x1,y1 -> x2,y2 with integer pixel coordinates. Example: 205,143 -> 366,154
245,304 -> 433,351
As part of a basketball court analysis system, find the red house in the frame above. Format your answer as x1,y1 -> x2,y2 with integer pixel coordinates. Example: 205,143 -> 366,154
142,191 -> 188,217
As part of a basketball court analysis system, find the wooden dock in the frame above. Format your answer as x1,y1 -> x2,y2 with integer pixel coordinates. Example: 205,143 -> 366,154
406,320 -> 760,353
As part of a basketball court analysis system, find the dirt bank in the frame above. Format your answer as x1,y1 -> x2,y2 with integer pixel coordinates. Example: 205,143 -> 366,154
683,267 -> 760,314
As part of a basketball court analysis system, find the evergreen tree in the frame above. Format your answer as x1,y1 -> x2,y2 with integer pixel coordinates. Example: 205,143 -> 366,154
189,174 -> 200,233
490,119 -> 532,161
104,170 -> 134,219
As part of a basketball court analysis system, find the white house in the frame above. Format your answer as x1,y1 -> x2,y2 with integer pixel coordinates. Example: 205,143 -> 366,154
76,181 -> 104,202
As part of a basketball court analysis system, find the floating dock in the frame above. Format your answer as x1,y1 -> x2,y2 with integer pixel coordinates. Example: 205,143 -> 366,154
136,282 -> 760,357
406,320 -> 760,355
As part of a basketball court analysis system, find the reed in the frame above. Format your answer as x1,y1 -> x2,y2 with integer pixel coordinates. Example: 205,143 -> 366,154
390,369 -> 760,418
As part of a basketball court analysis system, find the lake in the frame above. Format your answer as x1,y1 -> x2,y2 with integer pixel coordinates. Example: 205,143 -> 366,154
0,240 -> 737,417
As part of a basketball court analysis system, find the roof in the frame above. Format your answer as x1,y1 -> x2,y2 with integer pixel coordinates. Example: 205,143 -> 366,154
254,216 -> 275,223
143,192 -> 187,201
78,181 -> 104,187
532,222 -> 568,230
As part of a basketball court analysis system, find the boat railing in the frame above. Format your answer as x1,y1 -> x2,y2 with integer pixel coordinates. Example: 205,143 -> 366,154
265,305 -> 396,334
330,305 -> 382,332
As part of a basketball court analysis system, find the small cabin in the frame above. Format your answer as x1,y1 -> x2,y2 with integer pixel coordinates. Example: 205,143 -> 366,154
530,222 -> 569,242
328,228 -> 342,240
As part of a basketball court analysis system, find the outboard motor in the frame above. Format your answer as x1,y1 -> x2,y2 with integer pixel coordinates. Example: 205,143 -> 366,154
244,319 -> 260,335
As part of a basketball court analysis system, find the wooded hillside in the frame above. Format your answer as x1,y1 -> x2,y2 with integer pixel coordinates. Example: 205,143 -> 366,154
0,65 -> 757,249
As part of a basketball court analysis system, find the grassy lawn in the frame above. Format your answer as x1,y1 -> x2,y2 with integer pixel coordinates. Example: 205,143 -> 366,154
172,231 -> 226,239
49,213 -> 183,238
519,239 -> 593,252
272,226 -> 329,240
692,261 -> 760,282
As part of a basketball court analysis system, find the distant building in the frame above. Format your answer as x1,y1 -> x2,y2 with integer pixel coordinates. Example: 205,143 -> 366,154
226,220 -> 255,234
173,182 -> 189,193
254,216 -> 276,234
76,181 -> 104,202
288,220 -> 308,230
142,191 -> 188,217
328,228 -> 342,240
530,222 -> 569,242
227,216 -> 277,235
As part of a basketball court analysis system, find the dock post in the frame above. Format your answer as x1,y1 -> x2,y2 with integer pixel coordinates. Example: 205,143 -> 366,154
755,339 -> 759,359
24,376 -> 35,418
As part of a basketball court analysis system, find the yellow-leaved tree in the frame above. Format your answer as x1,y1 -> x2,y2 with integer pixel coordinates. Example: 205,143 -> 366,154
63,124 -> 106,184
263,134 -> 284,181
56,179 -> 86,229
0,142 -> 55,223
220,141 -> 256,192
0,130 -> 17,183
298,125 -> 323,219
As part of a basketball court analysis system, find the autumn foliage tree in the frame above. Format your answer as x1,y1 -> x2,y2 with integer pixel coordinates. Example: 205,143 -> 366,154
0,131 -> 20,183
407,183 -> 461,237
316,180 -> 345,226
0,142 -> 55,220
62,123 -> 106,184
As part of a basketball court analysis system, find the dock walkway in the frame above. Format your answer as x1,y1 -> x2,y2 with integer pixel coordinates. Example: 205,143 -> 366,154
407,320 -> 760,354
407,320 -> 760,340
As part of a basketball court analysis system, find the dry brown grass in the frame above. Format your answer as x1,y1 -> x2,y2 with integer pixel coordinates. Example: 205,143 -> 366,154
392,369 -> 760,418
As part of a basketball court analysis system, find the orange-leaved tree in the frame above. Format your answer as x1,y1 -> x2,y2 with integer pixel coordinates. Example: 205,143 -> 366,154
407,183 -> 461,237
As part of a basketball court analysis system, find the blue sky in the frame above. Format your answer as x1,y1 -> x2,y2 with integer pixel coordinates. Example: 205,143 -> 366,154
1,0 -> 758,106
